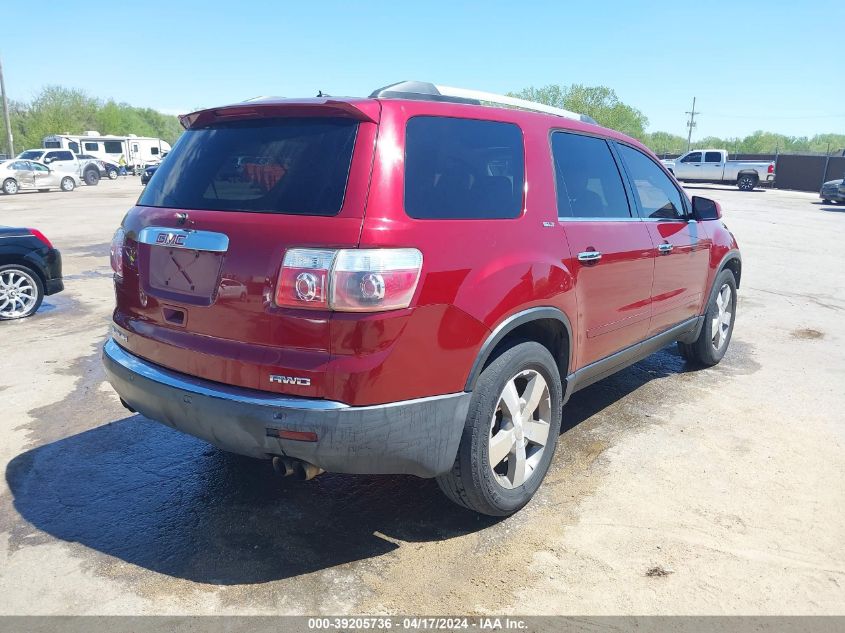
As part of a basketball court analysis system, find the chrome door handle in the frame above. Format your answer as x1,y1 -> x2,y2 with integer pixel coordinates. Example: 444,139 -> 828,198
658,243 -> 674,254
577,251 -> 602,263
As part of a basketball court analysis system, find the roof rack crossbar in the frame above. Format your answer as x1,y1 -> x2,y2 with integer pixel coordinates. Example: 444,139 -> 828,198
369,81 -> 598,125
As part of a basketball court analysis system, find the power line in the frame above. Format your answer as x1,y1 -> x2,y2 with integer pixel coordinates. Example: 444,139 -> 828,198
685,97 -> 699,153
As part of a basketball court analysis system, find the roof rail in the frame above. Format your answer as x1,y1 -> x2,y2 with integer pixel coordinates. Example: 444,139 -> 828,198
369,81 -> 598,125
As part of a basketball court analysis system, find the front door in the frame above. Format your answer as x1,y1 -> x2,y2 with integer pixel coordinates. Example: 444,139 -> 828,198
30,162 -> 54,189
616,143 -> 712,336
674,151 -> 703,180
551,131 -> 655,368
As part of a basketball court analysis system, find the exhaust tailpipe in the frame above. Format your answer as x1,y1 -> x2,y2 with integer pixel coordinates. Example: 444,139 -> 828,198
272,457 -> 324,481
292,461 -> 324,481
272,456 -> 295,477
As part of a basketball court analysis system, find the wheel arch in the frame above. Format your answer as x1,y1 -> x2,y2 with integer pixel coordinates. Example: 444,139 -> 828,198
464,307 -> 573,392
737,169 -> 759,182
0,255 -> 47,288
718,250 -> 742,289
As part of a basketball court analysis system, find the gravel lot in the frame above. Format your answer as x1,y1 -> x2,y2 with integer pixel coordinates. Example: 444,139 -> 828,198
0,179 -> 842,615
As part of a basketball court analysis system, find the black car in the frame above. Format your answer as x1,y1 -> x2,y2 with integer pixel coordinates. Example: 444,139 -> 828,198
140,163 -> 160,185
0,227 -> 63,320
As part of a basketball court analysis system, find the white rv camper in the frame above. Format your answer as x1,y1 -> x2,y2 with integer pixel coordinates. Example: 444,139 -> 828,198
42,132 -> 172,172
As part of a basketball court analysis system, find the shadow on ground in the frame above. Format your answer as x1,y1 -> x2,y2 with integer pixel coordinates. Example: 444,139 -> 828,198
5,346 -> 704,586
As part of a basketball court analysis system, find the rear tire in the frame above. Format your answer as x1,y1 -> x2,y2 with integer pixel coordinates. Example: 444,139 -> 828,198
822,199 -> 831,204
678,269 -> 737,367
737,174 -> 758,191
83,169 -> 99,186
2,178 -> 18,195
0,264 -> 44,320
60,177 -> 75,192
437,341 -> 563,516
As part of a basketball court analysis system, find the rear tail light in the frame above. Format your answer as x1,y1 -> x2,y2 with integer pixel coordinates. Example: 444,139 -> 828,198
27,228 -> 53,249
275,248 -> 423,312
768,163 -> 775,174
110,227 -> 125,277
275,249 -> 335,309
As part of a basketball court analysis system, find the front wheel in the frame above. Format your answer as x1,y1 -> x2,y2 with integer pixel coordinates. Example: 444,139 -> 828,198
0,264 -> 44,320
737,174 -> 757,191
678,269 -> 737,366
2,178 -> 18,195
107,168 -> 118,180
60,177 -> 75,192
437,341 -> 563,516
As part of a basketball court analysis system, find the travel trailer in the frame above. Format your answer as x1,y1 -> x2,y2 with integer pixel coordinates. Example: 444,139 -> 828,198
42,132 -> 172,171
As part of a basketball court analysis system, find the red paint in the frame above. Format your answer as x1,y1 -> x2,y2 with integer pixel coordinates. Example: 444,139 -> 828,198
112,97 -> 738,406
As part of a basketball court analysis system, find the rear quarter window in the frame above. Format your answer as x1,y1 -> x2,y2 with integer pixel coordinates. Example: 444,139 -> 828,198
138,117 -> 359,215
404,116 -> 524,219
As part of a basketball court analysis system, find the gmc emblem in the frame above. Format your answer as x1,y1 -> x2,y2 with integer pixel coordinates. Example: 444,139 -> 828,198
156,232 -> 186,246
269,374 -> 311,386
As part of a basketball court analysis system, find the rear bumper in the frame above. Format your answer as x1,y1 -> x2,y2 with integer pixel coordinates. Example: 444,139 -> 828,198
102,338 -> 470,477
41,248 -> 63,295
820,191 -> 845,202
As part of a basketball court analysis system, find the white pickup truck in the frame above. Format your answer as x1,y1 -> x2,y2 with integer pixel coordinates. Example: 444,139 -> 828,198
661,149 -> 775,191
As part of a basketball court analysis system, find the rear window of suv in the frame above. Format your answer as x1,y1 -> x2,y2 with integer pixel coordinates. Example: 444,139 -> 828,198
404,116 -> 524,219
139,117 -> 358,215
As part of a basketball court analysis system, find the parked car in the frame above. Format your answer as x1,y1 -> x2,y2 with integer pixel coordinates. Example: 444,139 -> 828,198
77,154 -> 120,180
140,162 -> 160,185
0,160 -> 80,194
820,177 -> 845,204
16,149 -> 100,186
0,227 -> 63,319
103,82 -> 741,516
661,149 -> 775,191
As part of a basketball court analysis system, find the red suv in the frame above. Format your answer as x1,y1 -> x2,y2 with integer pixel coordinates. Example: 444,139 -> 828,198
103,81 -> 740,516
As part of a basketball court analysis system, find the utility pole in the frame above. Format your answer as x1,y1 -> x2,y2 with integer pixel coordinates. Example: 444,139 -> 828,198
685,97 -> 699,153
0,54 -> 12,158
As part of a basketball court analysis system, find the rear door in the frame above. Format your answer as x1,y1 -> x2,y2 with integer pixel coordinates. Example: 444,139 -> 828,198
115,105 -> 379,398
701,151 -> 725,180
615,143 -> 711,336
552,131 -> 655,368
10,161 -> 35,189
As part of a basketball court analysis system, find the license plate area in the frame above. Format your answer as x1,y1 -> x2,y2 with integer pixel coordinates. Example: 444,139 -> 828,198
137,226 -> 229,307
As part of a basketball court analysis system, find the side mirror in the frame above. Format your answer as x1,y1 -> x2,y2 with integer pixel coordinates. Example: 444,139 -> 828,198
692,196 -> 722,221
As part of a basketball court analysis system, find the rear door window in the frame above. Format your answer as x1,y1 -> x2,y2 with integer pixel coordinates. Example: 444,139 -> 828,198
551,132 -> 631,219
404,116 -> 524,219
139,117 -> 359,215
704,151 -> 723,163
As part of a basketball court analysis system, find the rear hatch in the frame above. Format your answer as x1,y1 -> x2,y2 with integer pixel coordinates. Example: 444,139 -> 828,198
112,99 -> 380,399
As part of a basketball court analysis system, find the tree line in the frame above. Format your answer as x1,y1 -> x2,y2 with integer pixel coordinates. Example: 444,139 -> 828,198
510,85 -> 845,156
3,86 -> 183,156
3,84 -> 843,158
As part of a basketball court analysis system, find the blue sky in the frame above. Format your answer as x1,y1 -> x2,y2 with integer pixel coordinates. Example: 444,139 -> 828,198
3,0 -> 843,139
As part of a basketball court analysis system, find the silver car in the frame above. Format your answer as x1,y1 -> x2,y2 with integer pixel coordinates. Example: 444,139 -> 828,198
0,160 -> 80,195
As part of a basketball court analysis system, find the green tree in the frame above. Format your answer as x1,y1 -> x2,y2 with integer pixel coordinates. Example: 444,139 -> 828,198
509,84 -> 649,139
4,85 -> 183,155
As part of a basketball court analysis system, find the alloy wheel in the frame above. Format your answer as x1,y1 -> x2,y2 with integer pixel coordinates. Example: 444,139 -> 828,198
488,369 -> 552,489
0,269 -> 39,318
711,283 -> 733,351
